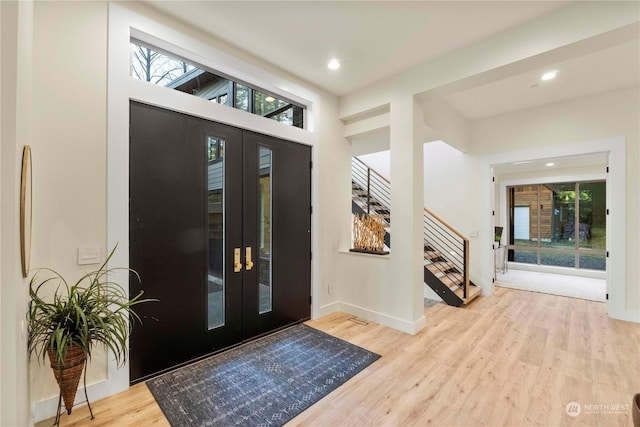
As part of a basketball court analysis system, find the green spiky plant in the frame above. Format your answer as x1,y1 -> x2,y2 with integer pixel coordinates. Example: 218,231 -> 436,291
27,246 -> 156,366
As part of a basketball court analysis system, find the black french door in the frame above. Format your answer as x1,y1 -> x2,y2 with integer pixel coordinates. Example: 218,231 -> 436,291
129,102 -> 311,382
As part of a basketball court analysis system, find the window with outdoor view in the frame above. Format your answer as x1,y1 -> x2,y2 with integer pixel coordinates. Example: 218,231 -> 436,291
130,40 -> 304,128
507,181 -> 606,271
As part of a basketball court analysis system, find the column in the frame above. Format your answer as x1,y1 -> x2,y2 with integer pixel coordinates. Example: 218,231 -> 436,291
389,96 -> 425,332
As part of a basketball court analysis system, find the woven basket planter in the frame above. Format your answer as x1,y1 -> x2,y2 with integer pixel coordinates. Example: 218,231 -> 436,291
48,345 -> 86,414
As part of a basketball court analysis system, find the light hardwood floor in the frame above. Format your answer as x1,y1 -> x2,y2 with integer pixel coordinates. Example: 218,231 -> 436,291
38,287 -> 640,426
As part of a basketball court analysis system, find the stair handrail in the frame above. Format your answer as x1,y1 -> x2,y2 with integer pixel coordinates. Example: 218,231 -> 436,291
352,157 -> 390,218
352,157 -> 470,299
353,157 -> 390,184
424,208 -> 470,298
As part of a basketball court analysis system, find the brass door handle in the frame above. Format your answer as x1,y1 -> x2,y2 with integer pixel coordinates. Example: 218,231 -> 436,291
245,247 -> 254,271
234,248 -> 242,273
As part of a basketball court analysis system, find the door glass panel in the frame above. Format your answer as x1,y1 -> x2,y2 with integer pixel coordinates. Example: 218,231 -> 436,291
207,136 -> 225,329
258,147 -> 272,314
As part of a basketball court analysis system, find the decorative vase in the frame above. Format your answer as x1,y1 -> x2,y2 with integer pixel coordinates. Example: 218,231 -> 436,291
48,345 -> 87,414
633,393 -> 640,427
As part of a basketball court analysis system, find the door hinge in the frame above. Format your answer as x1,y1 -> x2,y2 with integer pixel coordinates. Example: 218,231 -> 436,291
606,251 -> 609,258
492,277 -> 495,283
606,209 -> 609,215
492,210 -> 495,216
492,177 -> 495,182
310,205 -> 313,214
310,295 -> 312,305
606,293 -> 609,300
606,166 -> 609,173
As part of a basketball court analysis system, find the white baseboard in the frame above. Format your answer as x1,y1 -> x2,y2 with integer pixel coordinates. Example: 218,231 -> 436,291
318,301 -> 342,318
608,310 -> 640,324
337,301 -> 426,335
32,379 -> 109,423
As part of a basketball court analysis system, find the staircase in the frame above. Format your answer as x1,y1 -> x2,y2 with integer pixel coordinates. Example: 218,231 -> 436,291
352,157 -> 481,307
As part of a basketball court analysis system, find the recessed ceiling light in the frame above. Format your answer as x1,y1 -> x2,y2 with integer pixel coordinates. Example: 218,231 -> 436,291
546,162 -> 555,167
328,58 -> 341,70
265,96 -> 275,103
541,71 -> 558,81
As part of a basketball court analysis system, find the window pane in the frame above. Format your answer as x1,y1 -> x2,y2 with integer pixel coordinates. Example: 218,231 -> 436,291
541,251 -> 576,268
512,249 -> 537,265
235,84 -> 250,112
579,182 -> 606,250
130,43 -> 197,85
258,147 -> 272,314
512,185 -> 538,246
207,136 -> 225,330
541,182 -> 576,249
579,254 -> 606,271
254,91 -> 288,116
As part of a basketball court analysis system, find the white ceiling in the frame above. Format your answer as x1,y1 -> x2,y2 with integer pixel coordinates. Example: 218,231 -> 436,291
144,1 -> 638,122
144,1 -> 572,96
441,38 -> 640,120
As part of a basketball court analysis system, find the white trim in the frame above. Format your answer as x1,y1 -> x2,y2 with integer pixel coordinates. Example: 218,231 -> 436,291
128,79 -> 314,146
335,301 -> 426,335
480,136 -> 634,322
106,2 -> 323,403
32,380 -> 108,423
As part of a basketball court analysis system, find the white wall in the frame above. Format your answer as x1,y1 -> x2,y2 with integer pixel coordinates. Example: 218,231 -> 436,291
1,1 -> 33,425
473,86 -> 639,321
29,0 -> 110,416
356,151 -> 390,180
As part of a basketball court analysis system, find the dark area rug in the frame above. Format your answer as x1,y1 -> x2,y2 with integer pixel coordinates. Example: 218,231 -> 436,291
147,324 -> 380,427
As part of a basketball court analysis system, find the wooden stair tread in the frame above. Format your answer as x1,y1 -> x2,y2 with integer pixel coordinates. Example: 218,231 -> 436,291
425,261 -> 456,274
453,285 -> 482,304
439,272 -> 464,287
424,251 -> 441,260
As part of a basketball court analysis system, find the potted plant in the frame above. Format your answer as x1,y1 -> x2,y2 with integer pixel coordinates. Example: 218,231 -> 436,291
27,246 -> 155,417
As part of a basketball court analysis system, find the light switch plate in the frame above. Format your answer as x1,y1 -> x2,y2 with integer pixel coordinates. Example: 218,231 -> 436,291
78,247 -> 101,265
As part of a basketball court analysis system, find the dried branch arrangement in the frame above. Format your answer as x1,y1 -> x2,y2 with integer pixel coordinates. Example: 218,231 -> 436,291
352,213 -> 387,253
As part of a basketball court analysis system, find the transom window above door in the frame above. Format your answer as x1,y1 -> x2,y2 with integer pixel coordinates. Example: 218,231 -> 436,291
130,40 -> 304,129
